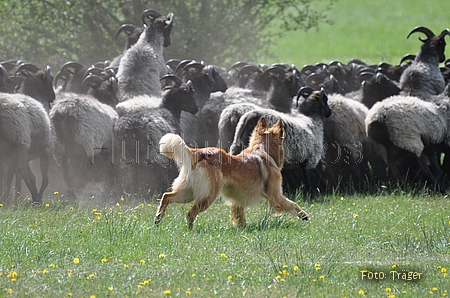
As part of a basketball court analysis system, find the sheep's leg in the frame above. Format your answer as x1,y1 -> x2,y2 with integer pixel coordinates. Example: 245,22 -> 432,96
416,152 -> 445,194
429,152 -> 442,181
38,155 -> 50,197
230,205 -> 246,228
155,188 -> 193,225
387,148 -> 402,181
61,152 -> 75,198
16,147 -> 40,203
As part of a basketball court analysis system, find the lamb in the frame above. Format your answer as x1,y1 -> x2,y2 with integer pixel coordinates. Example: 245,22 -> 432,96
50,74 -> 119,198
230,87 -> 332,194
113,77 -> 197,196
365,95 -> 450,193
400,27 -> 450,98
116,9 -> 174,102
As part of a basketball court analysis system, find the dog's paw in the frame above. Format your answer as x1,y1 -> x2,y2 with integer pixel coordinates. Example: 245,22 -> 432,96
298,212 -> 309,221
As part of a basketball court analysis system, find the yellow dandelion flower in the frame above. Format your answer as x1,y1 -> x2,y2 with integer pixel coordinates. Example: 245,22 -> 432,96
45,203 -> 50,207
311,203 -> 315,207
402,290 -> 407,294
158,253 -> 165,259
386,287 -> 391,293
163,290 -> 171,295
388,295 -> 395,298
7,288 -> 13,294
43,269 -> 49,274
442,268 -> 447,273
340,196 -> 344,201
108,286 -> 114,291
116,203 -> 120,207
242,290 -> 247,296
121,197 -> 124,201
192,273 -> 196,277
353,213 -> 359,218
444,273 -> 448,277
432,287 -> 438,291
293,265 -> 299,271
283,265 -> 288,268
73,257 -> 80,264
220,253 -> 228,258
319,275 -> 324,279
228,275 -> 233,280
186,290 -> 192,295
140,259 -> 145,264
0,204 -> 3,207
67,292 -> 72,296
11,272 -> 18,278
333,211 -> 337,215
358,290 -> 365,295
101,258 -> 108,263
392,264 -> 397,269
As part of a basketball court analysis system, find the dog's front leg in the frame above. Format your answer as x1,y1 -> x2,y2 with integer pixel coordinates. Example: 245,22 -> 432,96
155,191 -> 173,225
230,205 -> 246,228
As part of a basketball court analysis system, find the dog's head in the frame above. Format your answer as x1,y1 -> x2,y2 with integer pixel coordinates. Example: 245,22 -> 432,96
250,117 -> 285,168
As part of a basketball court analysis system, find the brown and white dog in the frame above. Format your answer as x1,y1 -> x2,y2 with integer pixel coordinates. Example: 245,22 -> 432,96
155,116 -> 309,229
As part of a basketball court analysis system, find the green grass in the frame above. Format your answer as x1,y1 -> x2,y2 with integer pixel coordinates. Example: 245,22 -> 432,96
266,0 -> 450,66
0,191 -> 448,297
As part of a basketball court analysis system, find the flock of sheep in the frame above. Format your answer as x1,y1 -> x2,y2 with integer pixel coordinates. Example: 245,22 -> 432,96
1,8 -> 450,205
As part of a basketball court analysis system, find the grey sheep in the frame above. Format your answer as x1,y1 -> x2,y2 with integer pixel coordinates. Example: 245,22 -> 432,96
113,77 -> 197,196
116,9 -> 173,102
365,94 -> 450,193
400,26 -> 450,98
216,66 -> 301,150
0,93 -> 55,203
230,87 -> 332,194
50,75 -> 119,198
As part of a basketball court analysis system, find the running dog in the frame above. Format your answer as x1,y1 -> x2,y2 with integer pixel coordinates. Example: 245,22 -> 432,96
155,116 -> 309,229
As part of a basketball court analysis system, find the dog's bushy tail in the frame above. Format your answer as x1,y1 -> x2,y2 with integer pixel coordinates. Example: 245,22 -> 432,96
159,133 -> 194,171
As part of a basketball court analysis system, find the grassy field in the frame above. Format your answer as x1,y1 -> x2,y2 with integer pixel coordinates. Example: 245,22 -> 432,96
266,0 -> 450,66
0,191 -> 448,297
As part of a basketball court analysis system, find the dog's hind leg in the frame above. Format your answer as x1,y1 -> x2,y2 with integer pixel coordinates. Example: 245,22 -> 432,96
230,205 -> 246,228
186,191 -> 220,230
155,188 -> 193,225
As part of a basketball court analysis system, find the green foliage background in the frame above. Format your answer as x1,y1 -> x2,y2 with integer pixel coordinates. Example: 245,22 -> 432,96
0,0 -> 334,69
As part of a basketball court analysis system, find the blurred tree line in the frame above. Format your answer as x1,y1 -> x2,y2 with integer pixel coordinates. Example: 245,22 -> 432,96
0,0 -> 334,70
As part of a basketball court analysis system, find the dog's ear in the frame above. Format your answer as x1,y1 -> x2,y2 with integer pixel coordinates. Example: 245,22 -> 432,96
255,116 -> 269,133
272,118 -> 284,138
